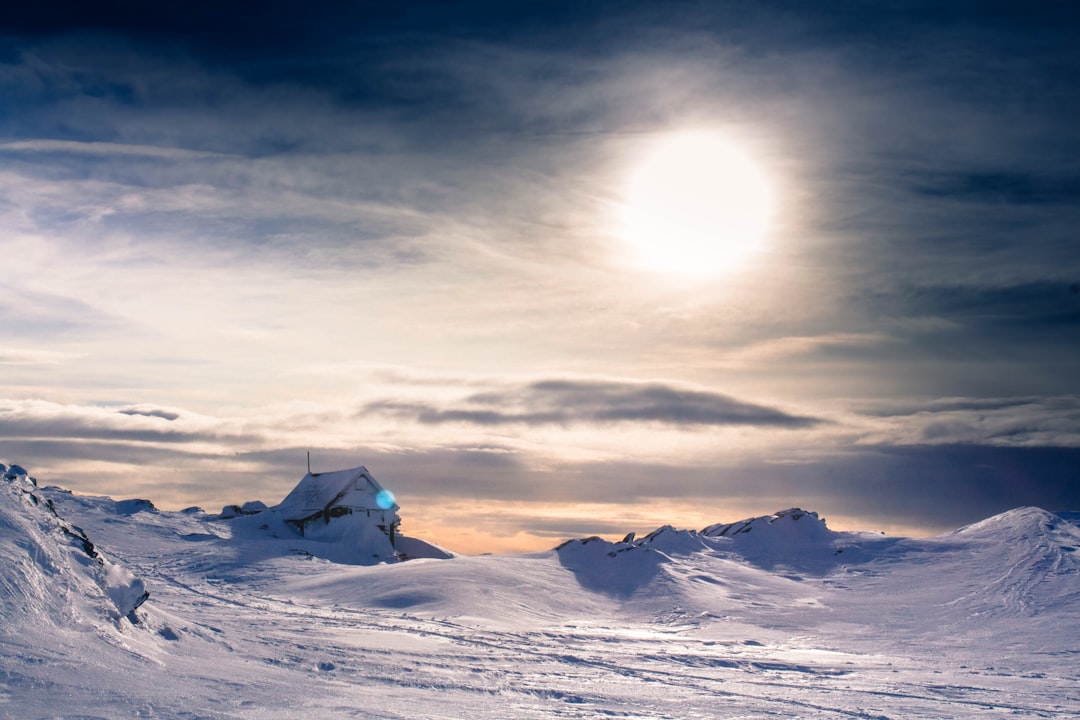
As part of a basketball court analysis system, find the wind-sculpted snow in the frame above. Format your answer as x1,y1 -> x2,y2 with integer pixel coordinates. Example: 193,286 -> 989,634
943,507 -> 1080,619
557,508 -> 873,583
699,507 -> 858,573
555,535 -> 666,597
2,465 -> 1078,718
0,464 -> 149,630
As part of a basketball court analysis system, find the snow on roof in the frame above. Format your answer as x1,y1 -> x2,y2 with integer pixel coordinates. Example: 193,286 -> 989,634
274,466 -> 398,520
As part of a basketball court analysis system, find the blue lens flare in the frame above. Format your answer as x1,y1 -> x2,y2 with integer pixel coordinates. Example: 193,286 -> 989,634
375,489 -> 396,510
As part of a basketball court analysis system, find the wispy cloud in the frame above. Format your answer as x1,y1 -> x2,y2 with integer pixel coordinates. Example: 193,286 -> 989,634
909,170 -> 1080,206
720,333 -> 893,365
0,139 -> 230,159
0,398 -> 251,446
855,396 -> 1080,448
367,378 -> 822,428
0,348 -> 83,366
0,287 -> 121,338
884,282 -> 1080,330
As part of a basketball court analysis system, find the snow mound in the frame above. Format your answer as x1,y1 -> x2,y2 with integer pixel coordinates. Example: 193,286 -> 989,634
702,507 -> 833,543
699,508 -> 846,571
219,500 -> 267,518
555,508 -> 851,592
113,498 -> 156,515
0,464 -> 149,629
555,535 -> 666,597
395,534 -> 455,560
954,505 -> 1071,540
951,506 -> 1080,580
941,506 -> 1080,617
638,524 -> 714,555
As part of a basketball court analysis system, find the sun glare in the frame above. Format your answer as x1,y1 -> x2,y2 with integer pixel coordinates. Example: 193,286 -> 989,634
618,131 -> 773,277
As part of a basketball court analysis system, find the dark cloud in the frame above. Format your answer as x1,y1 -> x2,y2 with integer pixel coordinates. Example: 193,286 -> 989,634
817,445 -> 1080,530
240,445 -> 544,503
896,282 -> 1080,329
0,1 -> 586,50
377,443 -> 1080,536
367,379 -> 821,429
6,434 -> 1077,540
863,397 -> 1049,417
1,438 -> 211,468
0,412 -> 250,445
910,172 -> 1080,206
501,444 -> 1080,533
838,283 -> 1080,397
117,406 -> 180,421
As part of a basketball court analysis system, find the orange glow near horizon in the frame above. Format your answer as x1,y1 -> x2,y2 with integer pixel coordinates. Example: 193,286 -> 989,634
35,472 -> 954,556
398,496 -> 949,556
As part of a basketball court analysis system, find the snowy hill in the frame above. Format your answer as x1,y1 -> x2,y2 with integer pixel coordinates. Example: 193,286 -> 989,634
0,464 -> 148,629
2,464 -> 1078,719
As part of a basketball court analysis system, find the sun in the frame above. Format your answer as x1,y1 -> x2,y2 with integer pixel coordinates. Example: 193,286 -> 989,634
618,131 -> 773,277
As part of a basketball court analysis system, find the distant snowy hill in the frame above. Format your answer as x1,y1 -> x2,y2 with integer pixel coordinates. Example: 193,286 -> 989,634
557,507 -> 856,589
2,464 -> 1078,719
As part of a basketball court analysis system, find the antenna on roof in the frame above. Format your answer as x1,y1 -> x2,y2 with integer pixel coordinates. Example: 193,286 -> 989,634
307,451 -> 311,475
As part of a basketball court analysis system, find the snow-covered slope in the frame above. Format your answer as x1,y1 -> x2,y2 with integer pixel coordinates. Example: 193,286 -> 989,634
936,506 -> 1080,624
2,465 -> 1078,719
0,464 -> 148,629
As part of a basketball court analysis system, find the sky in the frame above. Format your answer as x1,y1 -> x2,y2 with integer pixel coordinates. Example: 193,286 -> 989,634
1,0 -> 1079,553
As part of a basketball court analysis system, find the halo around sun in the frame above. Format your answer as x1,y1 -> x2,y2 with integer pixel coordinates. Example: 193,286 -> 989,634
617,131 -> 773,277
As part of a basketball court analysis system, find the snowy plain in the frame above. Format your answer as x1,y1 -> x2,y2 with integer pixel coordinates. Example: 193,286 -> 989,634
2,463 -> 1078,719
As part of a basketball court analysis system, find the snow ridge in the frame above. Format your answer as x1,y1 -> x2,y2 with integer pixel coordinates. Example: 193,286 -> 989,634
0,463 -> 149,630
558,507 -> 852,585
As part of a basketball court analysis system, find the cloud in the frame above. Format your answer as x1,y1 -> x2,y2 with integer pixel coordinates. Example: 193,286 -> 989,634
821,283 -> 1080,398
517,444 -> 1080,532
910,171 -> 1080,206
117,405 -> 180,421
367,378 -> 822,429
3,392 -> 1077,551
813,444 -> 1080,530
0,348 -> 83,366
0,398 -> 252,446
0,438 -> 213,469
0,139 -> 228,160
386,443 -> 1080,543
854,395 -> 1080,448
891,282 -> 1080,330
721,333 -> 893,365
0,288 -> 121,338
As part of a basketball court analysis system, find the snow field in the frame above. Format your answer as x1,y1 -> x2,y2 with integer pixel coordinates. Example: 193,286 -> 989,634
1,465 -> 1078,718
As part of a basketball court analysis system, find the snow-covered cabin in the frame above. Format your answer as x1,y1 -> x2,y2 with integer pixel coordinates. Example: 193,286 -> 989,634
275,466 -> 400,547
